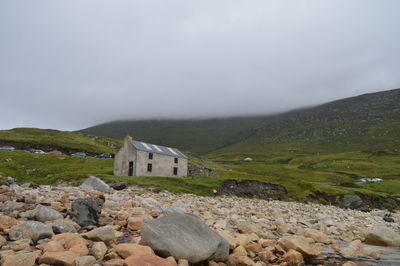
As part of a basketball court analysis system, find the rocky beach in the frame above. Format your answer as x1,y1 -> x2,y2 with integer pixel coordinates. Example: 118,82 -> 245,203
0,176 -> 399,266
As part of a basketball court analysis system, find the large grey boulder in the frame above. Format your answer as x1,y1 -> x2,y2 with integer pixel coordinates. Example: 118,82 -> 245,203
141,213 -> 229,263
80,176 -> 110,193
71,197 -> 102,227
364,225 -> 400,247
9,221 -> 54,242
33,205 -> 63,222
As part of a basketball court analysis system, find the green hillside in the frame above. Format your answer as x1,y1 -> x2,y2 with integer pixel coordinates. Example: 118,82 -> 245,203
81,88 -> 400,155
218,88 -> 400,154
0,128 -> 121,155
80,117 -> 265,154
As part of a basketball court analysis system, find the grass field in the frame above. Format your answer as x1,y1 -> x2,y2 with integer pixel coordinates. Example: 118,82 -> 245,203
0,150 -> 113,184
0,128 -> 121,154
2,149 -> 399,202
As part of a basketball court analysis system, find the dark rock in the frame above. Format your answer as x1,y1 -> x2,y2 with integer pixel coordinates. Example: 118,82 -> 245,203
80,176 -> 110,193
141,212 -> 229,263
216,179 -> 288,200
21,182 -> 40,189
383,217 -> 395,222
71,197 -> 102,227
383,216 -> 395,223
359,207 -> 371,212
110,181 -> 128,190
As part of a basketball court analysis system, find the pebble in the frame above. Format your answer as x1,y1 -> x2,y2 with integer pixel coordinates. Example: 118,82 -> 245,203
0,182 -> 399,265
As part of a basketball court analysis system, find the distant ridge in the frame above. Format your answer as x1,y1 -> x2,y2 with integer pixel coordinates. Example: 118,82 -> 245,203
80,88 -> 400,154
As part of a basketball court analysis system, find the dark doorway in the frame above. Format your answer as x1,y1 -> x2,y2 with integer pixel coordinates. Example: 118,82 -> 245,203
128,161 -> 134,176
173,167 -> 178,175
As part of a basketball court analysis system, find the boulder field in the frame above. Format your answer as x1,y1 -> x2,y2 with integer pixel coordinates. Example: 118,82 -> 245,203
0,176 -> 399,266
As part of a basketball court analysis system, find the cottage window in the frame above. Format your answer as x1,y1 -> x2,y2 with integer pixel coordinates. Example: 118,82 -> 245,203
148,153 -> 153,160
147,163 -> 152,172
173,167 -> 178,175
174,158 -> 178,163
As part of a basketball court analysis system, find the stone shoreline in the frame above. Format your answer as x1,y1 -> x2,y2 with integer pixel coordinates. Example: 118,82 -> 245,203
0,178 -> 399,266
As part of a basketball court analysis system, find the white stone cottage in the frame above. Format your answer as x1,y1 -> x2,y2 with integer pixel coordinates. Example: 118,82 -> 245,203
114,135 -> 188,177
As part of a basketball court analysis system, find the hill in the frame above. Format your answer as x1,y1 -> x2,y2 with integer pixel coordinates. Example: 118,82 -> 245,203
0,128 -> 121,155
80,117 -> 266,154
81,88 -> 400,154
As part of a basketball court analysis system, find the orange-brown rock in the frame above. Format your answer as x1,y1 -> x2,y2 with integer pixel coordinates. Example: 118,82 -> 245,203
227,254 -> 254,266
103,258 -> 125,266
114,220 -> 127,227
281,249 -> 304,265
233,245 -> 247,256
38,251 -> 79,266
52,232 -> 88,248
278,236 -> 320,257
124,254 -> 178,266
258,250 -> 274,262
127,217 -> 145,231
0,215 -> 18,230
104,251 -> 120,260
42,240 -> 64,252
244,243 -> 262,253
50,202 -> 66,212
304,229 -> 332,244
2,251 -> 41,266
114,243 -> 154,259
0,185 -> 9,193
69,243 -> 89,256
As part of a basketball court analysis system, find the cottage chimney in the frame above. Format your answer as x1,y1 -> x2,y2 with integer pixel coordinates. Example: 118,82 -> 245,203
124,134 -> 133,144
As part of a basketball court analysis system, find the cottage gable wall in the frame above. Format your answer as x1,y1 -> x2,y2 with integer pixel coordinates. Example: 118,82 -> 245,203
114,136 -> 137,176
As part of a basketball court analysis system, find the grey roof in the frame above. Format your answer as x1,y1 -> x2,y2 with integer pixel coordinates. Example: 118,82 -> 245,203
131,140 -> 187,159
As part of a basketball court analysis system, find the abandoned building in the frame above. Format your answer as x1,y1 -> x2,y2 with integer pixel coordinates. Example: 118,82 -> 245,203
114,135 -> 188,177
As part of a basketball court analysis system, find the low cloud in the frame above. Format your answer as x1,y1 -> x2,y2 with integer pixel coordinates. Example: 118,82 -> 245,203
1,0 -> 399,130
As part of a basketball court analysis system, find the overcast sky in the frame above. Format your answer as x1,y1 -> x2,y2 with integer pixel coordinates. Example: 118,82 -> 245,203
1,0 -> 399,130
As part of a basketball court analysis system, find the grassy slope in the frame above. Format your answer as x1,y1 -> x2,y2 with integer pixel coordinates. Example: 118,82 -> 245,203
216,89 -> 400,154
0,150 -> 113,184
207,150 -> 400,200
80,117 -> 265,154
2,149 -> 398,202
0,128 -> 121,154
81,88 -> 400,154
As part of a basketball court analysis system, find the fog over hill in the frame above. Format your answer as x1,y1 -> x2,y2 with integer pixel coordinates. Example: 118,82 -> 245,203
81,88 -> 400,154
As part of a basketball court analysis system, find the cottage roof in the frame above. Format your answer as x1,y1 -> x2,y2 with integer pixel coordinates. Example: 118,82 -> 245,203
131,140 -> 187,159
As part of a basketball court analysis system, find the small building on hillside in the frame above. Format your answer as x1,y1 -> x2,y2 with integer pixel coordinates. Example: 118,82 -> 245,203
114,135 -> 188,177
